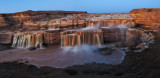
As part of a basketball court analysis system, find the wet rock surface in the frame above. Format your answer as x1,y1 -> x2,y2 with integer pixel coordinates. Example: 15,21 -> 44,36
28,47 -> 36,50
44,30 -> 61,45
61,28 -> 104,47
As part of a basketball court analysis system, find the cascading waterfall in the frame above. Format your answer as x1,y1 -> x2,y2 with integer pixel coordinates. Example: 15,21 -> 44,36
12,32 -> 44,48
61,28 -> 104,47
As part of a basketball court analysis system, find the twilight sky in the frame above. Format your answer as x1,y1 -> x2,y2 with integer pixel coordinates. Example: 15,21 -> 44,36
0,0 -> 159,13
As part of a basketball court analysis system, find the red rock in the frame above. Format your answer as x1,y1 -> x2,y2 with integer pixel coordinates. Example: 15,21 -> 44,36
60,19 -> 68,27
0,32 -> 13,44
44,30 -> 61,45
67,20 -> 74,26
86,13 -> 136,27
0,11 -> 87,30
102,27 -> 127,42
0,15 -> 8,28
130,8 -> 160,27
125,29 -> 142,47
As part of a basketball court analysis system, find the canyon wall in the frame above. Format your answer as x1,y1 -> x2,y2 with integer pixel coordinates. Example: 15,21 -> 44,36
0,32 -> 13,44
0,10 -> 87,30
44,30 -> 61,45
86,13 -> 135,27
130,8 -> 160,28
0,10 -> 136,31
1,8 -> 160,31
0,8 -> 160,46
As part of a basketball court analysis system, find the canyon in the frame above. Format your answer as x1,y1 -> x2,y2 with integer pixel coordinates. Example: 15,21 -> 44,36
0,8 -> 160,78
0,8 -> 158,46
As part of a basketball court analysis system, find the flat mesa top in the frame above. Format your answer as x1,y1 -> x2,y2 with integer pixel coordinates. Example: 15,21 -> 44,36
0,10 -> 87,15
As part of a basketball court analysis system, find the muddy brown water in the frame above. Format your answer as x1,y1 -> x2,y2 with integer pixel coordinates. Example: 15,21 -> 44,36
0,45 -> 125,68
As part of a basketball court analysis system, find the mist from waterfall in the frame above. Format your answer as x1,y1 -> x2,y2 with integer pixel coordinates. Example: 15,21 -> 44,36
58,25 -> 128,68
56,44 -> 125,68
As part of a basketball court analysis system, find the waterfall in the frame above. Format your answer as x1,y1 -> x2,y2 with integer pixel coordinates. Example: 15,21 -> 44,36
35,33 -> 43,48
61,34 -> 81,47
95,34 -> 102,47
12,32 -> 44,48
61,28 -> 104,47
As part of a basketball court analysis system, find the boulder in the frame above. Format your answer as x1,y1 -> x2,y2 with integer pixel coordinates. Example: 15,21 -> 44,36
28,47 -> 36,50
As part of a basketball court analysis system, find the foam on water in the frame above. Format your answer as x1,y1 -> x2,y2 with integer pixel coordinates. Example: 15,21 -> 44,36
80,27 -> 99,31
54,44 -> 126,68
48,28 -> 60,31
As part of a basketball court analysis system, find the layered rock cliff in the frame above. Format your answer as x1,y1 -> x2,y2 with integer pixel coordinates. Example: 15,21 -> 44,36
0,10 -> 137,31
1,8 -> 160,31
130,8 -> 160,28
0,8 -> 159,47
0,10 -> 87,30
86,13 -> 135,27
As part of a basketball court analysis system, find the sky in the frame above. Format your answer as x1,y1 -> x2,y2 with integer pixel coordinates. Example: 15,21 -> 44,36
0,0 -> 159,13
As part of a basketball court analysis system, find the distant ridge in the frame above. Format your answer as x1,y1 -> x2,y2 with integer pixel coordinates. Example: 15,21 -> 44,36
1,10 -> 87,15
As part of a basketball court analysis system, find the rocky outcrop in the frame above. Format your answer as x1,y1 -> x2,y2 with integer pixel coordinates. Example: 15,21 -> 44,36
86,13 -> 136,27
0,15 -> 9,28
125,29 -> 142,47
130,8 -> 160,27
1,8 -> 160,31
0,10 -> 87,30
102,27 -> 154,48
102,27 -> 127,43
0,11 -> 138,31
0,32 -> 13,44
0,9 -> 158,50
44,30 -> 61,45
0,32 -> 13,50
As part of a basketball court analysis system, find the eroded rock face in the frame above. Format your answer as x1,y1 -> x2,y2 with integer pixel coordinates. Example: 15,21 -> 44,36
1,8 -> 160,31
0,11 -> 139,31
102,27 -> 154,49
102,27 -> 127,43
44,30 -> 61,45
130,8 -> 160,27
125,29 -> 142,47
0,32 -> 13,44
0,11 -> 87,30
0,9 -> 158,51
86,13 -> 136,27
0,15 -> 9,28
